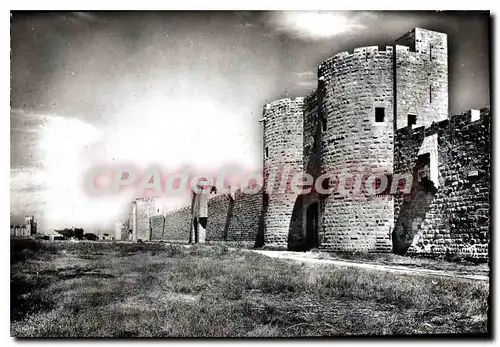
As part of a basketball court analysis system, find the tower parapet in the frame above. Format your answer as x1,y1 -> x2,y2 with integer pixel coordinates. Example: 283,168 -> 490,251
395,28 -> 448,129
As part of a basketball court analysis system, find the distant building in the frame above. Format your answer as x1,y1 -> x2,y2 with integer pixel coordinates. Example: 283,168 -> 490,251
10,215 -> 37,237
128,197 -> 162,241
84,233 -> 98,241
54,228 -> 85,240
101,233 -> 113,241
115,218 -> 131,241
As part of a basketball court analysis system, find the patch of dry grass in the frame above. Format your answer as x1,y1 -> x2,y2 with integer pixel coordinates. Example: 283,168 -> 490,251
11,240 -> 489,337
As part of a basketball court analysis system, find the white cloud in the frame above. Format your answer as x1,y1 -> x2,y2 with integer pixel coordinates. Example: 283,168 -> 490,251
35,115 -> 124,228
293,70 -> 316,78
11,91 -> 261,229
292,70 -> 317,89
10,167 -> 47,192
269,11 -> 365,40
295,80 -> 317,88
101,96 -> 255,170
10,112 -> 124,230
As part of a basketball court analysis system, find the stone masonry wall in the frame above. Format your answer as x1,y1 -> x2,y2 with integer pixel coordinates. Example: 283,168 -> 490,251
303,91 -> 321,178
393,125 -> 426,228
317,46 -> 394,252
150,215 -> 166,240
155,190 -> 262,244
206,194 -> 232,241
405,108 -> 491,260
395,28 -> 448,129
288,92 -> 322,251
134,197 -> 160,241
115,219 -> 131,241
226,190 -> 262,242
262,98 -> 304,248
150,205 -> 191,242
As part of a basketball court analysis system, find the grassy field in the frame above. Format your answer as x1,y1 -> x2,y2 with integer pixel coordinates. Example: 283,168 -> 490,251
11,239 -> 490,337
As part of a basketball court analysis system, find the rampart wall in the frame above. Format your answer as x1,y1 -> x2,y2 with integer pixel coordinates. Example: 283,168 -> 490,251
396,108 -> 491,260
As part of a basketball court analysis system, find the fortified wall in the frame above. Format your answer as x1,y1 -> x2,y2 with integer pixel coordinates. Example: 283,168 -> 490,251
260,27 -> 489,259
119,27 -> 490,262
205,194 -> 232,241
150,205 -> 192,242
149,189 -> 262,245
394,108 -> 491,260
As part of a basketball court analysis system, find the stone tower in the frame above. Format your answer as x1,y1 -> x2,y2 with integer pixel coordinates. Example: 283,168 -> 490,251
316,46 -> 395,252
131,197 -> 161,241
24,215 -> 35,235
395,28 -> 448,129
261,97 -> 304,248
261,28 -> 449,253
392,28 -> 449,253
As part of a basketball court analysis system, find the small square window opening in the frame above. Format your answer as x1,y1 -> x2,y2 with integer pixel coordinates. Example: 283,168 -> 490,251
375,107 -> 385,122
408,114 -> 417,127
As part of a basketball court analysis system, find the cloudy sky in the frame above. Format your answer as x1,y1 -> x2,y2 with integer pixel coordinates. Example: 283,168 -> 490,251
10,11 -> 490,232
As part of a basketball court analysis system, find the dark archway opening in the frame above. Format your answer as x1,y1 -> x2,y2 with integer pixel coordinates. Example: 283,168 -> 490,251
287,195 -> 304,251
305,202 -> 319,250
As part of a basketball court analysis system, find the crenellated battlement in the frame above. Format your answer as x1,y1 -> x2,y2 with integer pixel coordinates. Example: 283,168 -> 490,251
263,97 -> 304,111
394,44 -> 437,62
395,44 -> 410,53
135,196 -> 156,202
208,193 -> 232,204
452,106 -> 491,124
304,89 -> 317,102
396,107 -> 491,138
318,45 -> 394,72
164,204 -> 191,216
205,189 -> 255,205
303,90 -> 318,112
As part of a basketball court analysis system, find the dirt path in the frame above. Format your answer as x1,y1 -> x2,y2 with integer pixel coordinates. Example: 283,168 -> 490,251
249,249 -> 489,282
